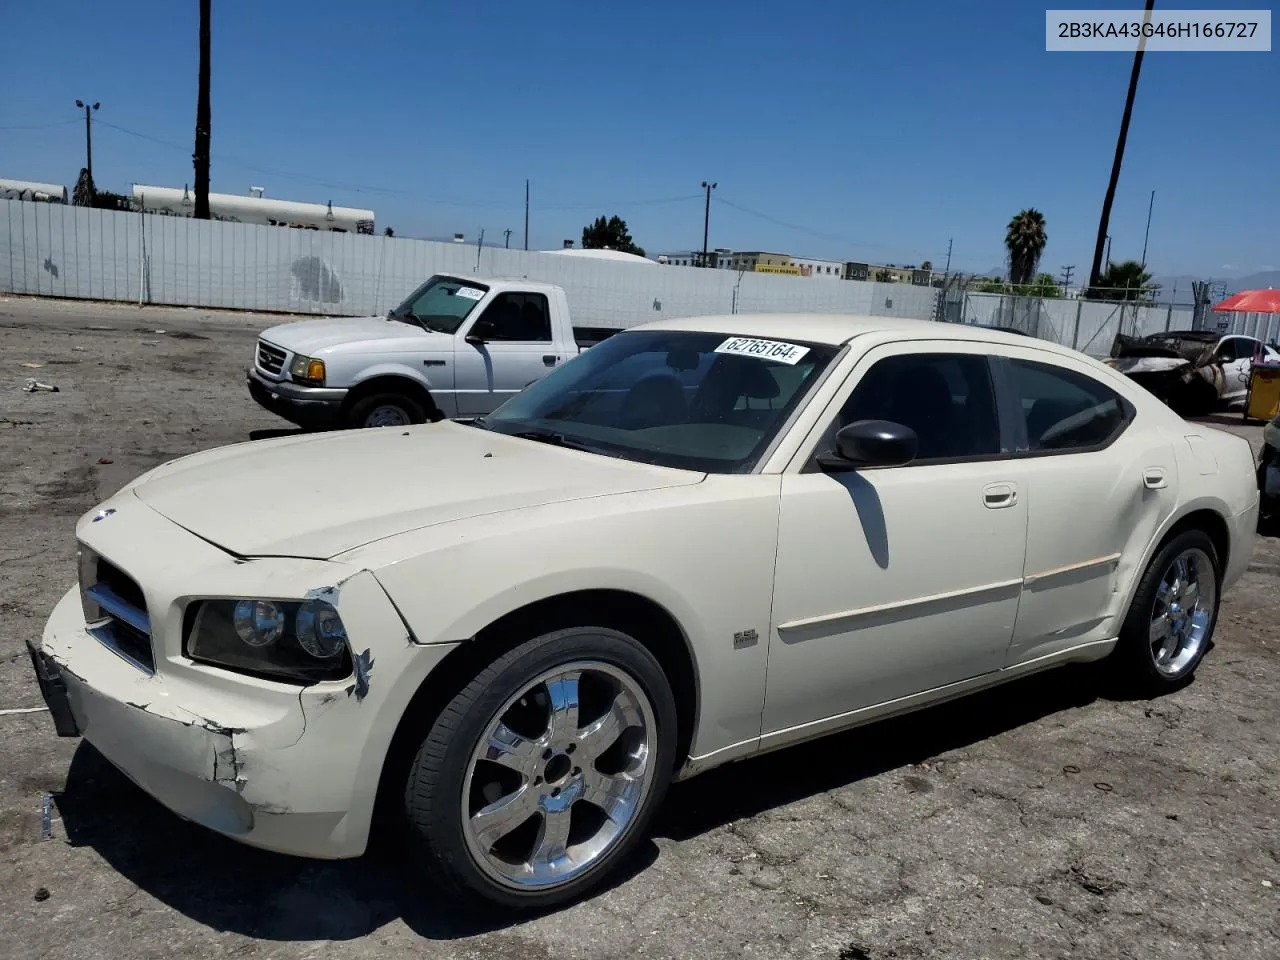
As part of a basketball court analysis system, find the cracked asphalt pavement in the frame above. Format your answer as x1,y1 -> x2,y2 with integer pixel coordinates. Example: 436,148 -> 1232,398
1,297 -> 1277,959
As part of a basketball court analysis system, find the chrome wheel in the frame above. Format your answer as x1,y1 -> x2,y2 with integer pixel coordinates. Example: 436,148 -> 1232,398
364,404 -> 410,428
461,660 -> 657,891
1149,546 -> 1216,677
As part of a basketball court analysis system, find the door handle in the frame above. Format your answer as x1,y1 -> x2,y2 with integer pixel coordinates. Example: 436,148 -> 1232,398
543,355 -> 558,366
1143,467 -> 1167,489
982,482 -> 1017,508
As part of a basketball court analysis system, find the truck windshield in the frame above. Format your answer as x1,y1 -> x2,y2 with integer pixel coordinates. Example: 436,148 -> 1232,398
481,329 -> 838,474
389,275 -> 489,333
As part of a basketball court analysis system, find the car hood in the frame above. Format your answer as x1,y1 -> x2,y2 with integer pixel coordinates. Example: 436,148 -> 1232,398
129,423 -> 704,559
259,315 -> 451,354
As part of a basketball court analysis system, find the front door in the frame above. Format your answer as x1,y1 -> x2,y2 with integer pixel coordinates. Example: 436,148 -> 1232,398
764,344 -> 1028,739
454,292 -> 564,416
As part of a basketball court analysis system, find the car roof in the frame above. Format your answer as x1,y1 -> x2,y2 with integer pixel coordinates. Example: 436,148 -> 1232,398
633,312 -> 1076,355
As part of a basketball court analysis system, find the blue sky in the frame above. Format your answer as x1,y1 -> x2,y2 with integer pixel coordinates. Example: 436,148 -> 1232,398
1,1 -> 1275,279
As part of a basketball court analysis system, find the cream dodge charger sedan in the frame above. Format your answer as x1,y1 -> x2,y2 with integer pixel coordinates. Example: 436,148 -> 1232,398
31,314 -> 1258,909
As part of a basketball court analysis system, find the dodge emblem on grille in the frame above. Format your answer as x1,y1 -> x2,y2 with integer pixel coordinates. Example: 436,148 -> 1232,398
92,508 -> 116,522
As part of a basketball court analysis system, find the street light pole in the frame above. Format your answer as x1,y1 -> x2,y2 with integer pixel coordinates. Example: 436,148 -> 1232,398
75,99 -> 100,190
700,180 -> 717,267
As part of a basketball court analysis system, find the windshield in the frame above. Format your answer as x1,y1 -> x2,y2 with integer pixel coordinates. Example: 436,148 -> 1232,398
390,275 -> 488,333
481,329 -> 838,473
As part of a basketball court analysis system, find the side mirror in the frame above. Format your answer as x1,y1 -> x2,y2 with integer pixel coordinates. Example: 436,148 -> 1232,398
465,316 -> 496,344
817,419 -> 918,472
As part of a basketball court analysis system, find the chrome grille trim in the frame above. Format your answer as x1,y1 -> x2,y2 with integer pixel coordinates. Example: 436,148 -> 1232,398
78,544 -> 156,674
256,340 -> 287,376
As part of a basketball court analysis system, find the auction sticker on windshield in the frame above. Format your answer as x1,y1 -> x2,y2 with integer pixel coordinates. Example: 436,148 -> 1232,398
715,336 -> 811,365
455,287 -> 485,300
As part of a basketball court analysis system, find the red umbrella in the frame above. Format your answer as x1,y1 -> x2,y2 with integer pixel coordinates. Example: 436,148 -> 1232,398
1213,288 -> 1280,313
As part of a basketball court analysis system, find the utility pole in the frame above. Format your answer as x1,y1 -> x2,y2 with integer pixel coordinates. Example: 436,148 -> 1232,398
74,99 -> 99,192
193,0 -> 212,220
503,228 -> 512,249
1060,264 -> 1075,294
700,180 -> 717,267
523,179 -> 529,251
943,237 -> 953,277
1089,0 -> 1155,290
1141,189 -> 1155,267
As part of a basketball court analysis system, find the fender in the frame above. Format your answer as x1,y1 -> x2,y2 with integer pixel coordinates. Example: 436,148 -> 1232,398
349,361 -> 438,392
1113,494 -> 1238,620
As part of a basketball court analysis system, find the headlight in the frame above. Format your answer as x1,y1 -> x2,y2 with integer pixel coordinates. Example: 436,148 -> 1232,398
186,598 -> 352,683
289,355 -> 326,385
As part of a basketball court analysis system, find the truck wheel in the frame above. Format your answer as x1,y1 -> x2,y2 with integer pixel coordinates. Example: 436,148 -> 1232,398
1110,529 -> 1220,696
403,626 -> 677,910
344,393 -> 426,429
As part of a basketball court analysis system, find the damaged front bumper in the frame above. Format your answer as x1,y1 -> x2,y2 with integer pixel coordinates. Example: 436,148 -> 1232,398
32,495 -> 458,860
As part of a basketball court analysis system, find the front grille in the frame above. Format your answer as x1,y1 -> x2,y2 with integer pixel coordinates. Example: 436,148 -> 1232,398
78,546 -> 155,673
257,340 -> 287,376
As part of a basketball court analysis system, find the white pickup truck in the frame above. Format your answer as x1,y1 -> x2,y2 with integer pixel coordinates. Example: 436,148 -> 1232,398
246,274 -> 620,429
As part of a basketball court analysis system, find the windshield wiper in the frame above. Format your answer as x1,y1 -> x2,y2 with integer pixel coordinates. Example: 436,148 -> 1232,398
508,429 -> 599,452
386,308 -> 419,327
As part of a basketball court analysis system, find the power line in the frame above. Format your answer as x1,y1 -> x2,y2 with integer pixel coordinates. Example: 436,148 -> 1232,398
97,120 -> 704,213
0,118 -> 78,131
716,195 -> 938,262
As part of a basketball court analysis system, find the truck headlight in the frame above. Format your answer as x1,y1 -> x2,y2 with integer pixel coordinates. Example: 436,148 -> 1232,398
289,355 -> 326,386
186,598 -> 352,683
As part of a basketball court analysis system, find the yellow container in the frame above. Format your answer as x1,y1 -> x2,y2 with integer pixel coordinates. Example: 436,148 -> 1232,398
1246,363 -> 1280,422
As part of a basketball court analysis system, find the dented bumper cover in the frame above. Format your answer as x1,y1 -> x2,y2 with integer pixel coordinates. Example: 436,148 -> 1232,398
34,493 -> 458,860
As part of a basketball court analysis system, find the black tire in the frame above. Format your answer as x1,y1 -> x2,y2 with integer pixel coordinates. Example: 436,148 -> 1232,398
343,392 -> 427,429
403,627 -> 677,911
1111,528 -> 1221,696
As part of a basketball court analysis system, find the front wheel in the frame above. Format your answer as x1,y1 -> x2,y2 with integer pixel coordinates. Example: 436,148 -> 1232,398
1111,529 -> 1221,695
344,392 -> 426,429
404,627 -> 677,910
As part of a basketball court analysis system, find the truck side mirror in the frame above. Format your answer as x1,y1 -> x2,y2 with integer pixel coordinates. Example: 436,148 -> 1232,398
466,316 -> 496,345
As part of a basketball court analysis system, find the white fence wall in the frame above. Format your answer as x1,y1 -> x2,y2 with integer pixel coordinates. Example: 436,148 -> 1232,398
0,198 -> 939,329
2,198 -> 1205,357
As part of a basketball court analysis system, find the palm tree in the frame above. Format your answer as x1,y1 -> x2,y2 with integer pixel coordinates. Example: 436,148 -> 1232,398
193,0 -> 211,220
1005,209 -> 1047,286
1087,259 -> 1155,301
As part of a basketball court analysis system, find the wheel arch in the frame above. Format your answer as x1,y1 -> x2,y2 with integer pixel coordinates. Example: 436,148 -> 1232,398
370,588 -> 700,839
342,372 -> 443,421
1121,503 -> 1232,619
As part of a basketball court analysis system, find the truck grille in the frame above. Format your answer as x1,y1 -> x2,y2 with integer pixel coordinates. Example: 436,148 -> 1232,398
257,340 -> 287,376
79,546 -> 155,673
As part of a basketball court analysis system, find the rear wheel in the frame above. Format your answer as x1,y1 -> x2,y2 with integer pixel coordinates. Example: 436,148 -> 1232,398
1112,529 -> 1220,694
404,627 -> 676,910
344,392 -> 426,429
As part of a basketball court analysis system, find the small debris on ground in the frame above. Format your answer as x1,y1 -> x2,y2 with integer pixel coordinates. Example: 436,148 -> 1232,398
20,362 -> 43,368
33,888 -> 50,902
22,379 -> 59,393
96,458 -> 113,465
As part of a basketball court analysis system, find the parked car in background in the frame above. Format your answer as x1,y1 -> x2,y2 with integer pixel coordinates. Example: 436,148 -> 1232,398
246,274 -> 621,429
34,314 -> 1257,910
1106,330 -> 1280,414
1257,411 -> 1280,522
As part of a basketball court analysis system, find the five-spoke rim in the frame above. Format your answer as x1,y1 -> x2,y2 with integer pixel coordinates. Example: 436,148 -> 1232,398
1149,547 -> 1216,677
461,660 -> 657,890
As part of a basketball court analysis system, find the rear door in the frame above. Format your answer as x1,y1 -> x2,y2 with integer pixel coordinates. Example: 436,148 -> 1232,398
995,351 -> 1180,666
454,292 -> 561,416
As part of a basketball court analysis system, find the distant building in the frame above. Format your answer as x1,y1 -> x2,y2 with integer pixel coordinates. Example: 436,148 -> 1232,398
0,178 -> 67,203
131,184 -> 375,233
790,256 -> 845,280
